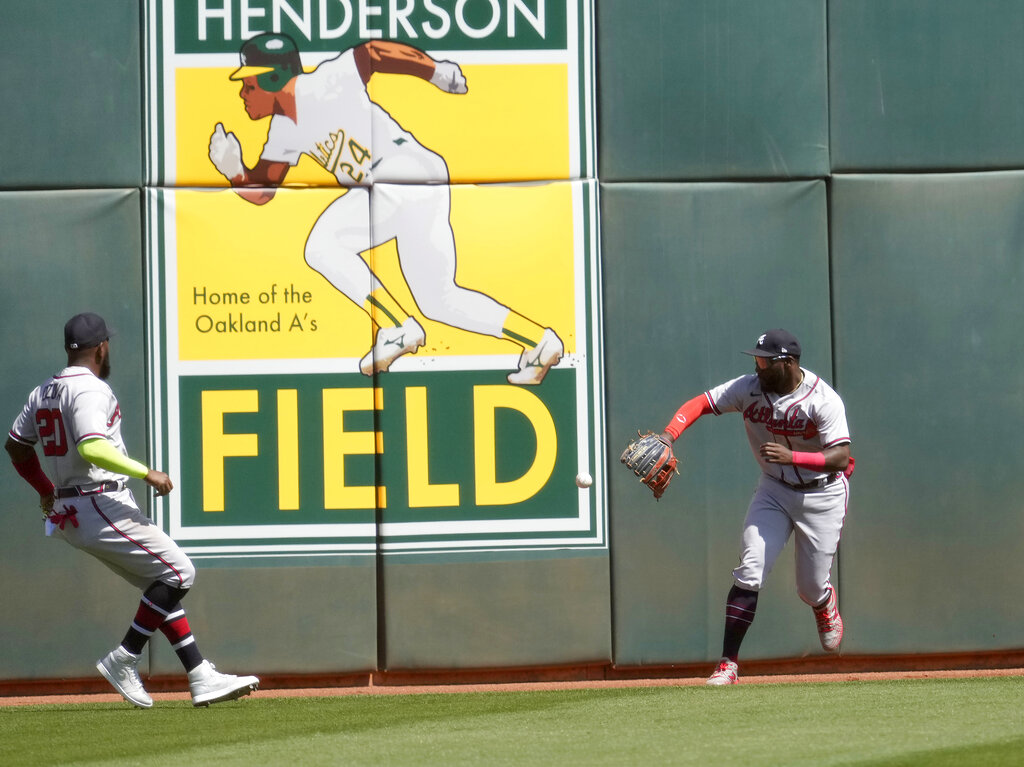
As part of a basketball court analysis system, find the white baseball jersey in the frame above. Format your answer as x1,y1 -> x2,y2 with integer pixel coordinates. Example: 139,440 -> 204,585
706,368 -> 851,486
279,51 -> 509,340
9,366 -> 129,489
261,50 -> 442,186
705,367 -> 852,605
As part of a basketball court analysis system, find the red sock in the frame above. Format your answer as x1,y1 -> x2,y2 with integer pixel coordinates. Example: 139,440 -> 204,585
121,596 -> 169,655
160,609 -> 203,671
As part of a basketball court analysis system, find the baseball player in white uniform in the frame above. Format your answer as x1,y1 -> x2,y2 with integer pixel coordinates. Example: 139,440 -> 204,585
208,33 -> 563,384
659,329 -> 853,685
5,313 -> 259,707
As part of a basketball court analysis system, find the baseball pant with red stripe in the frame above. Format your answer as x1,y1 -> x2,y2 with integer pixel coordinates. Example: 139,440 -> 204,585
54,489 -> 196,590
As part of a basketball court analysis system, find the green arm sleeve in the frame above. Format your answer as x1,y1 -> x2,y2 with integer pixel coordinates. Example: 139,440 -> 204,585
78,438 -> 149,479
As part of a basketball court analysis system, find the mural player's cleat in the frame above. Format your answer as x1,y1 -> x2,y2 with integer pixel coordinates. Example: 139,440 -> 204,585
188,660 -> 260,707
96,646 -> 153,708
507,328 -> 563,385
706,658 -> 739,686
813,586 -> 844,653
360,317 -> 426,376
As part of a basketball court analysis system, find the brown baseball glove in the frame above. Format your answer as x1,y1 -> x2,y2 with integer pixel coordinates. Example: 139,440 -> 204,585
620,431 -> 679,499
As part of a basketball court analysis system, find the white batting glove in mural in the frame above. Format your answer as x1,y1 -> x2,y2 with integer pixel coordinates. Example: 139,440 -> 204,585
209,123 -> 245,180
430,61 -> 468,94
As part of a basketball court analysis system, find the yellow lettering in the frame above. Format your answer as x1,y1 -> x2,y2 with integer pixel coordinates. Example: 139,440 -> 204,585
405,387 -> 459,507
277,389 -> 299,510
322,388 -> 382,509
473,385 -> 556,505
201,390 -> 259,512
199,382 -> 560,516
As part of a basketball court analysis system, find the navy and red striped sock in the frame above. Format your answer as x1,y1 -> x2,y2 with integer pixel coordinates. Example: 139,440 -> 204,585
120,582 -> 202,672
121,595 -> 168,655
159,608 -> 203,672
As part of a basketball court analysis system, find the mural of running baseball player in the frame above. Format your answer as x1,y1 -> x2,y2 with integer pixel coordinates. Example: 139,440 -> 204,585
207,33 -> 564,385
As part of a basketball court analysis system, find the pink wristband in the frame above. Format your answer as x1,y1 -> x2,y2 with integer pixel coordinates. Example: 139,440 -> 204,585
790,451 -> 826,470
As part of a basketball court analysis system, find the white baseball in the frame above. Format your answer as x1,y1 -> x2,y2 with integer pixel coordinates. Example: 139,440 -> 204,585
575,472 -> 593,488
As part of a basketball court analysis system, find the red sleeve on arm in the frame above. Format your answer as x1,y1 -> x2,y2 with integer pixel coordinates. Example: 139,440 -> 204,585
664,394 -> 713,440
12,452 -> 55,497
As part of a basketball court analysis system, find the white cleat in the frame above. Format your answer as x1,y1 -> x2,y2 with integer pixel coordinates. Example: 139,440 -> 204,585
706,658 -> 739,686
359,317 -> 426,376
96,646 -> 153,708
188,660 -> 260,707
507,328 -> 564,385
814,586 -> 844,653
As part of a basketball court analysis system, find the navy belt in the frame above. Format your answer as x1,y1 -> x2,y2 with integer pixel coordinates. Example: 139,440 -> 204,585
54,480 -> 124,498
776,473 -> 839,491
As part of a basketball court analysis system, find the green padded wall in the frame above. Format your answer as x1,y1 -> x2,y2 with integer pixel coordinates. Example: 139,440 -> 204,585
381,555 -> 611,670
597,0 -> 829,180
830,1 -> 1024,171
601,181 -> 836,664
149,562 -> 377,675
831,173 -> 1024,652
0,190 -> 147,677
0,0 -> 142,187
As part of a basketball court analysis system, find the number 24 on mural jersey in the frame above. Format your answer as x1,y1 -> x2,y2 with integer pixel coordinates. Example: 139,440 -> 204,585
314,130 -> 370,183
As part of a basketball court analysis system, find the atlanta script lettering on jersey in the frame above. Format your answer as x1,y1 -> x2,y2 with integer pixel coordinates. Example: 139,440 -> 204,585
742,402 -> 819,441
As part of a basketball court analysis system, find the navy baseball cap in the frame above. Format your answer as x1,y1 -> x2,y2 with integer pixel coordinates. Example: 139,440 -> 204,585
743,329 -> 801,358
64,312 -> 113,350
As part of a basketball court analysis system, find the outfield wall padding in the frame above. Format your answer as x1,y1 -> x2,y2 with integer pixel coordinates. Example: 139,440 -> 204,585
0,190 -> 147,677
830,172 -> 1024,653
0,0 -> 142,188
601,181 -> 835,664
829,0 -> 1024,171
597,0 -> 829,181
380,555 -> 611,670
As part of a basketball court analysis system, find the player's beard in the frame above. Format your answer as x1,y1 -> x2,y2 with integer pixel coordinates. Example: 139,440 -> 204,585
98,350 -> 111,380
757,367 -> 784,393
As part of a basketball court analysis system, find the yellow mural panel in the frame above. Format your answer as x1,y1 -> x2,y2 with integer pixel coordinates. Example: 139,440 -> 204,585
177,64 -> 570,186
174,181 -> 577,361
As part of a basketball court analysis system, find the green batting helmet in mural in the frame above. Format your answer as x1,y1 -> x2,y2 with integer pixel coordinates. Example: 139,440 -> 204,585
230,33 -> 302,92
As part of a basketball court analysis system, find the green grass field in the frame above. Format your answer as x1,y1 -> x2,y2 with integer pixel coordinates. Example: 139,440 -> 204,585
2,677 -> 1023,766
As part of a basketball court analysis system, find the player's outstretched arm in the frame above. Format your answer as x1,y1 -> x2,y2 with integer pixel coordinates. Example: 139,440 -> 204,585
354,41 -> 468,93
661,394 -> 714,443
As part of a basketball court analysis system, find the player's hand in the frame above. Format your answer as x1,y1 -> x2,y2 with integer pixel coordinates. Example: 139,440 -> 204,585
39,492 -> 55,516
759,443 -> 793,465
209,123 -> 245,181
429,61 -> 468,94
145,469 -> 174,496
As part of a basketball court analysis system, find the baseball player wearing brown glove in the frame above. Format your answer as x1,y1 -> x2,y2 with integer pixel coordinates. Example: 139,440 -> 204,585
620,431 -> 679,499
658,329 -> 853,685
